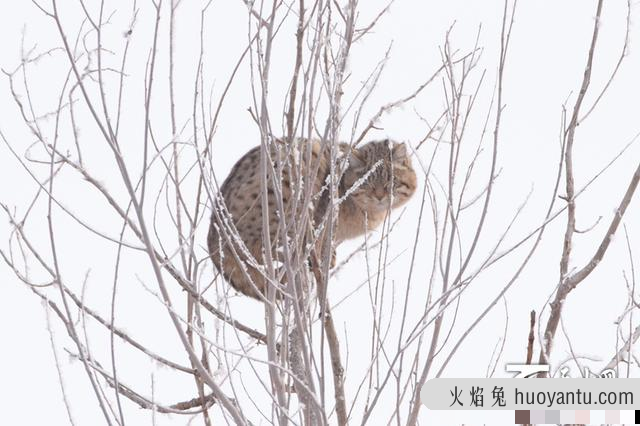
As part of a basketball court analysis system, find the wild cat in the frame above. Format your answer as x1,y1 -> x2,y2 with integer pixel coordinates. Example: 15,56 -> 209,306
207,138 -> 417,299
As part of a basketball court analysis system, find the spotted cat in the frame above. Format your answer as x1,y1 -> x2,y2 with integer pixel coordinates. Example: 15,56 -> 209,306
207,139 -> 417,299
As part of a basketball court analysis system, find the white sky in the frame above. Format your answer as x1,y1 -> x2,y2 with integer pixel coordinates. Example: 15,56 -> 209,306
1,0 -> 639,424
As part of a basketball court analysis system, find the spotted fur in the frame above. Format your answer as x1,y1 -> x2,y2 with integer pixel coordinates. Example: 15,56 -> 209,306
207,139 -> 417,299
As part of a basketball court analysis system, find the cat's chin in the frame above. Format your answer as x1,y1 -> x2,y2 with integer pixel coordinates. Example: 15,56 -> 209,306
360,201 -> 392,214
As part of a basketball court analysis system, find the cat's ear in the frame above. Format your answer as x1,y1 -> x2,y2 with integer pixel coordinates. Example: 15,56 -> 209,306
338,142 -> 351,154
392,142 -> 408,161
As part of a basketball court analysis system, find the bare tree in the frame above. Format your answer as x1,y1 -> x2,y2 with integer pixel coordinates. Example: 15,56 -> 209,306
1,0 -> 639,425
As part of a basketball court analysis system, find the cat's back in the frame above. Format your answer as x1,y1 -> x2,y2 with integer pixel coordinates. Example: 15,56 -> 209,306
219,145 -> 262,214
220,139 -> 329,197
215,139 -> 330,241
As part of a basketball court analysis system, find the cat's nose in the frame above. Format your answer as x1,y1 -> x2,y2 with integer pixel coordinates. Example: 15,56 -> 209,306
374,190 -> 386,201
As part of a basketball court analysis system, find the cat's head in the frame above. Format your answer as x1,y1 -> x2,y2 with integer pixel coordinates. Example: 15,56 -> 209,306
342,139 -> 417,213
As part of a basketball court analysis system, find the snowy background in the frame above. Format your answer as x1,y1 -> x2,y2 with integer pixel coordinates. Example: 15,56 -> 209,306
0,0 -> 639,424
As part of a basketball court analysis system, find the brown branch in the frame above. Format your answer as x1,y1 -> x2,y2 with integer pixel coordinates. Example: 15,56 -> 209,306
526,310 -> 535,364
538,0 -> 640,364
285,0 -> 304,140
558,0 -> 603,281
313,257 -> 348,426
